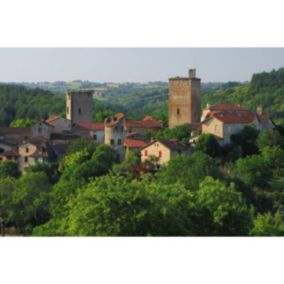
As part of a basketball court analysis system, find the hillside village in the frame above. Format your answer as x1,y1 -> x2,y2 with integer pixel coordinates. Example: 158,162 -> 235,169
0,69 -> 275,173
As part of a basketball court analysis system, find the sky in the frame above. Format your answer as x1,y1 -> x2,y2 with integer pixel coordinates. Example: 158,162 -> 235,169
0,48 -> 284,83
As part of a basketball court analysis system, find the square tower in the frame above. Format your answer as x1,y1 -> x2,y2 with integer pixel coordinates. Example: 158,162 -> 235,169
168,69 -> 201,129
66,90 -> 93,125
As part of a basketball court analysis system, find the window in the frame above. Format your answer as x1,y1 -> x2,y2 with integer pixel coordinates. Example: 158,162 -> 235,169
93,134 -> 97,140
118,139 -> 122,145
177,108 -> 180,115
120,126 -> 124,132
38,127 -> 42,134
24,157 -> 28,163
35,157 -> 38,162
114,126 -> 118,131
111,139 -> 115,146
144,150 -> 148,157
0,157 -> 2,161
158,151 -> 162,158
78,108 -> 82,115
26,147 -> 29,153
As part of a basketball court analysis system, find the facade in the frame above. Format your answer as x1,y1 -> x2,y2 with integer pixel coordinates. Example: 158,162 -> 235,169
66,90 -> 93,125
31,121 -> 54,140
168,69 -> 201,129
141,139 -> 191,166
104,113 -> 126,161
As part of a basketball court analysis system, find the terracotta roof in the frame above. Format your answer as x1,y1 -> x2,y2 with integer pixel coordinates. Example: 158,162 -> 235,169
124,138 -> 146,149
141,139 -> 189,152
212,112 -> 256,124
125,119 -> 163,129
46,115 -> 62,123
208,103 -> 247,112
78,122 -> 104,131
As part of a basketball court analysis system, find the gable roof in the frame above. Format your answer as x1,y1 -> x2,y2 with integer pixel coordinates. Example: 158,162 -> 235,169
78,122 -> 104,131
141,139 -> 189,152
124,138 -> 147,149
208,103 -> 247,112
212,112 -> 256,124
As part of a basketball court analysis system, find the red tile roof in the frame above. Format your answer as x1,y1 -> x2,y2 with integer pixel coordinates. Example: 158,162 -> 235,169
78,122 -> 104,131
209,103 -> 247,112
124,138 -> 147,149
213,112 -> 256,124
46,115 -> 62,123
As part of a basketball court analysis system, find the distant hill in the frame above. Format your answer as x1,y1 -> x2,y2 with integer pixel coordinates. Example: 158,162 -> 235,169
1,68 -> 283,127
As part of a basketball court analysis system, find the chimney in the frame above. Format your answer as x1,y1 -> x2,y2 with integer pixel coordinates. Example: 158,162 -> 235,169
189,69 -> 196,79
256,105 -> 264,116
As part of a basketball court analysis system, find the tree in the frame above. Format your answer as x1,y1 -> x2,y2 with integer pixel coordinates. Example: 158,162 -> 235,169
64,174 -> 195,236
9,172 -> 51,234
9,118 -> 36,127
235,155 -> 272,189
192,177 -> 253,236
157,151 -> 221,190
250,212 -> 284,236
195,133 -> 222,157
231,126 -> 259,157
0,161 -> 19,179
256,129 -> 284,151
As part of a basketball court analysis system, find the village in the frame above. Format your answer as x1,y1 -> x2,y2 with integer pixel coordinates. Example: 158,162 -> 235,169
0,69 -> 275,173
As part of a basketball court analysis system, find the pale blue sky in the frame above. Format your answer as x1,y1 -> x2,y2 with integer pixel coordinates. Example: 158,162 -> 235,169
0,48 -> 284,83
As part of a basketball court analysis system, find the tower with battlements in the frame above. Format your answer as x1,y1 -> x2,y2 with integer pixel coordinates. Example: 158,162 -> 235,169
168,69 -> 201,129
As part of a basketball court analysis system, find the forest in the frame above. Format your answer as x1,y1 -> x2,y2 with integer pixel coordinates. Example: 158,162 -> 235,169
0,124 -> 284,236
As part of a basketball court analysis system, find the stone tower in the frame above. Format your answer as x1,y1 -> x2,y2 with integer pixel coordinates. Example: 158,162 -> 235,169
104,113 -> 126,162
168,69 -> 201,129
66,90 -> 93,125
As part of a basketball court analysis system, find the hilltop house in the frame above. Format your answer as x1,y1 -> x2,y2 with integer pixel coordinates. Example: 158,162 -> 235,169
200,103 -> 274,145
141,139 -> 191,166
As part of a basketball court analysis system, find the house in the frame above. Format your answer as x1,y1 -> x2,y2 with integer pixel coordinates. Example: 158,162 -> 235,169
17,140 -> 57,173
124,138 -> 147,155
125,115 -> 163,135
141,139 -> 191,166
201,103 -> 274,145
45,115 -> 72,133
31,121 -> 54,139
76,122 -> 105,143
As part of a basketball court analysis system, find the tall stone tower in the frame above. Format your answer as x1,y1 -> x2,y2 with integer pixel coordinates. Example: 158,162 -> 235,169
66,90 -> 93,125
104,113 -> 126,162
168,69 -> 201,129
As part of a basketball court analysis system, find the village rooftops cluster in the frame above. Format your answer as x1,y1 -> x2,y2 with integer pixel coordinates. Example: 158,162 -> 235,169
0,70 -> 276,172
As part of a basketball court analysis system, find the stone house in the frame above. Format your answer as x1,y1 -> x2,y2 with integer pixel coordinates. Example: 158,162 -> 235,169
201,103 -> 274,145
141,139 -> 191,166
45,115 -> 72,133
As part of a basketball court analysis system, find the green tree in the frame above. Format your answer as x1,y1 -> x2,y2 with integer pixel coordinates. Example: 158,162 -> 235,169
231,126 -> 259,157
192,177 -> 253,236
256,129 -> 284,151
9,172 -> 51,234
0,161 -> 19,179
235,155 -> 272,189
250,211 -> 284,236
9,118 -> 36,127
195,133 -> 222,157
157,151 -> 221,190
